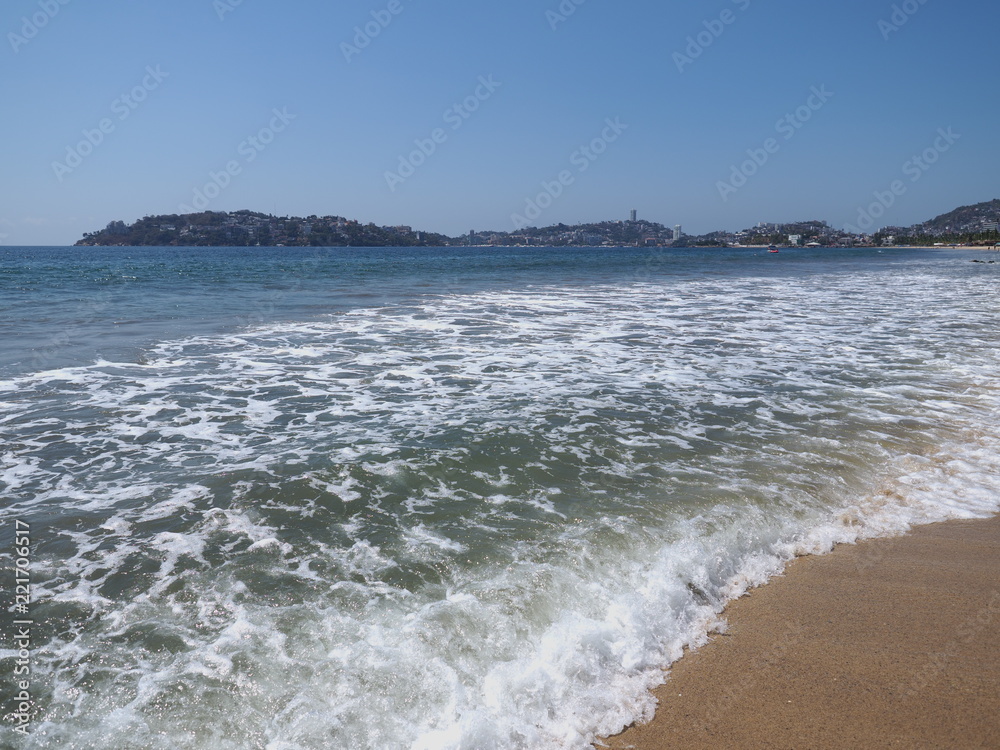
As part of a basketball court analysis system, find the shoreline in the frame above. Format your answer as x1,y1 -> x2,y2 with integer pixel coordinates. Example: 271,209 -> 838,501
599,515 -> 1000,749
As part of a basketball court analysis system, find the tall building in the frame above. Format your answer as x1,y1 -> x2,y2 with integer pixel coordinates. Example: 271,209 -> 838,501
630,209 -> 637,222
673,225 -> 682,241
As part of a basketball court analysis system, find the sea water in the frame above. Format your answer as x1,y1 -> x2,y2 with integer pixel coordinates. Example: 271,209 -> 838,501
1,246 -> 998,749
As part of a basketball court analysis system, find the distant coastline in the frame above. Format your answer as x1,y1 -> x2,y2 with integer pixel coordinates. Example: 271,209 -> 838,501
74,200 -> 1000,249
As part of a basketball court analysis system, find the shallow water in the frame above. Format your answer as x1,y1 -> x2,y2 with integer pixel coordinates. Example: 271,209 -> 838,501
1,246 -> 998,749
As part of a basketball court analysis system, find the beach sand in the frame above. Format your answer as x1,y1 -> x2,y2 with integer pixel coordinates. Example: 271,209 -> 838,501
599,515 -> 1000,750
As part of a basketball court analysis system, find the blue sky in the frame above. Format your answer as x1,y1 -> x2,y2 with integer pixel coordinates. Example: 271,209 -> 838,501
2,0 -> 997,244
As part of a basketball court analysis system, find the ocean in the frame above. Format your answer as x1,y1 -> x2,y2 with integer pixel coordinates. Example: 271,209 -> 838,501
1,245 -> 999,749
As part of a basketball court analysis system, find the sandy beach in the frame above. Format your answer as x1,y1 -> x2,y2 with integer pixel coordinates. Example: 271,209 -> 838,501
600,515 -> 1000,750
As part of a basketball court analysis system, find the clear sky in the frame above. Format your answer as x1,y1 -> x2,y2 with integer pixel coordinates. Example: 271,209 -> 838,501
2,0 -> 997,245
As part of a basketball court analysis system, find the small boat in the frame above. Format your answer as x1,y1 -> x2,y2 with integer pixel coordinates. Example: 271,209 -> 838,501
768,245 -> 779,253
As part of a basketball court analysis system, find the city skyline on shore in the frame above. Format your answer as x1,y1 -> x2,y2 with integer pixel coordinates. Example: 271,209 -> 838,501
70,195 -> 1000,249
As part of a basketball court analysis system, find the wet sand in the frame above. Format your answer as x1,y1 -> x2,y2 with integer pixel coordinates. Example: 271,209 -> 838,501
600,515 -> 1000,750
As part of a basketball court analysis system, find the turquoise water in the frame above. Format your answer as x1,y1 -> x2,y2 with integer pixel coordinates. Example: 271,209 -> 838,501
1,246 -> 999,749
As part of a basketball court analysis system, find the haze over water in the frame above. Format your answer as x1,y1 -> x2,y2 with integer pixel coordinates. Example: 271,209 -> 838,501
2,246 -> 999,749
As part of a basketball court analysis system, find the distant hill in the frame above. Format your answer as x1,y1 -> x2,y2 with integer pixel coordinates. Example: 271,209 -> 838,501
916,199 -> 1000,233
74,200 -> 1000,248
75,210 -> 451,248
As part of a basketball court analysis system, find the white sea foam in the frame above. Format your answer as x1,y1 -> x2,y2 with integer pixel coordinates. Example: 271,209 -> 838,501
2,261 -> 1000,749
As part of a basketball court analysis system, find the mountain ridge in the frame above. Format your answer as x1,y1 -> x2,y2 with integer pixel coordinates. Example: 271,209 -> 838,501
75,200 -> 1000,248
